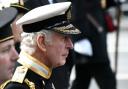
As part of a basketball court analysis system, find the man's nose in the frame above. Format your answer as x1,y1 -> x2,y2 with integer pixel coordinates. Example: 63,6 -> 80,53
66,37 -> 73,49
11,46 -> 19,61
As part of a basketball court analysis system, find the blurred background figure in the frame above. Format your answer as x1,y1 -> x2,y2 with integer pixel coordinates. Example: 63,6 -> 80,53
70,0 -> 117,89
10,1 -> 29,53
0,7 -> 18,85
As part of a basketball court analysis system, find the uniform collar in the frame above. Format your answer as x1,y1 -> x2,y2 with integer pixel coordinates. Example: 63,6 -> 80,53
17,51 -> 52,79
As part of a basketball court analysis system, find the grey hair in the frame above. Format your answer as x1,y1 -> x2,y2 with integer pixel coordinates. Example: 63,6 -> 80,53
20,29 -> 53,54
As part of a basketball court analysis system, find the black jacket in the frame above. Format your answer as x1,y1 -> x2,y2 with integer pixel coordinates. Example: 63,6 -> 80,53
70,0 -> 109,63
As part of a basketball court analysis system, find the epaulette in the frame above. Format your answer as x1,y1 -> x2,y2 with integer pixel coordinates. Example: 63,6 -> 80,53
0,80 -> 11,89
11,66 -> 28,83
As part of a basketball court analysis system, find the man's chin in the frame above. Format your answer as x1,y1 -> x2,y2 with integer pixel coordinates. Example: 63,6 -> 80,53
8,70 -> 14,78
8,73 -> 13,79
57,60 -> 66,67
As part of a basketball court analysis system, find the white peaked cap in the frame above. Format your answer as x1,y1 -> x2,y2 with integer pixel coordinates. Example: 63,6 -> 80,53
16,2 -> 81,35
16,2 -> 71,25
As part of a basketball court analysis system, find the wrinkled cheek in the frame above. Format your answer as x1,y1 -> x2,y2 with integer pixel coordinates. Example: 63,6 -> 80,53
52,54 -> 62,67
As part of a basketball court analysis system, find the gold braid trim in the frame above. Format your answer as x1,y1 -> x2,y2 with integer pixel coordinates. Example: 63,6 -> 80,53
19,0 -> 24,6
24,78 -> 35,89
0,80 -> 11,89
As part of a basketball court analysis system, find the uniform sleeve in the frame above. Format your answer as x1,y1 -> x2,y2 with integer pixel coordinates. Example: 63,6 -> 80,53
3,82 -> 30,89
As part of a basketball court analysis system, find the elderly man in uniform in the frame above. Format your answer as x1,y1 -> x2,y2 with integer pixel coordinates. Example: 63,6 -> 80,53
1,2 -> 81,89
0,7 -> 18,85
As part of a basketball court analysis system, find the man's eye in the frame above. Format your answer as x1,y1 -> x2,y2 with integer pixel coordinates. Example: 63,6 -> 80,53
2,48 -> 10,53
61,36 -> 66,41
1,46 -> 11,53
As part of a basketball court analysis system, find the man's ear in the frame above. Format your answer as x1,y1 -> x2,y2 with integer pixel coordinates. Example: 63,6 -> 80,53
36,35 -> 46,52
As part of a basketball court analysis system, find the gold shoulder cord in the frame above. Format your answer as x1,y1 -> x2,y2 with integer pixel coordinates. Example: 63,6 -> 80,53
0,79 -> 35,89
0,80 -> 11,89
24,78 -> 35,89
